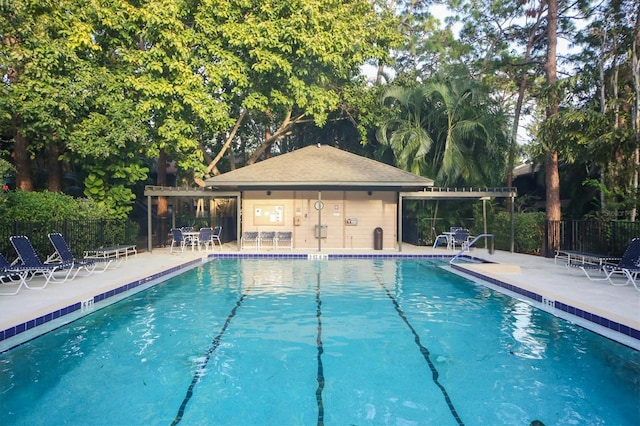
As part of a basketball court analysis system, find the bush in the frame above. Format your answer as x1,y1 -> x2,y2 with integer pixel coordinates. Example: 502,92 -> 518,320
0,190 -> 136,260
1,190 -> 110,222
491,212 -> 546,254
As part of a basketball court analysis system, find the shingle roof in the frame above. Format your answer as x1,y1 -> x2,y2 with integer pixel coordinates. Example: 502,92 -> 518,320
204,145 -> 434,191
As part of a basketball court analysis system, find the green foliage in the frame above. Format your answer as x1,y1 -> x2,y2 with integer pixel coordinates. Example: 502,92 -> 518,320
0,159 -> 14,180
377,73 -> 510,186
2,190 -> 109,222
83,169 -> 142,219
490,211 -> 546,254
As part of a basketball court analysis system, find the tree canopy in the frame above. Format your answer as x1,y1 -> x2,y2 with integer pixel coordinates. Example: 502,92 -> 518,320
0,0 -> 638,224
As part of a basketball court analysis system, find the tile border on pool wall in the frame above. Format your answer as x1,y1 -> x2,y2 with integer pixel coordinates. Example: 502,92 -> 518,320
207,253 -> 464,260
0,258 -> 203,345
450,263 -> 640,343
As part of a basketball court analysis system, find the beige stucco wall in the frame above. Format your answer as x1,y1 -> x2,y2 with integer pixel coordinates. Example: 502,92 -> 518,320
241,190 -> 397,249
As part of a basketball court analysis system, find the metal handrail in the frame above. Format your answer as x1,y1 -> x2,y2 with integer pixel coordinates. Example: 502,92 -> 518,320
450,233 -> 494,264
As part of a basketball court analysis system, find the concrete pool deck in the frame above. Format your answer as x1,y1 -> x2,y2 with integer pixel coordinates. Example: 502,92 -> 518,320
1,244 -> 639,352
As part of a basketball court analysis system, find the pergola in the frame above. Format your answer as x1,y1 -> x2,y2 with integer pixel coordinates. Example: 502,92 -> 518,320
143,185 -> 241,252
398,187 -> 517,252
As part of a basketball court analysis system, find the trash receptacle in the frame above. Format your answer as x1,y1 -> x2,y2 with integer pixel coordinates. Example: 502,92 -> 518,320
374,227 -> 383,250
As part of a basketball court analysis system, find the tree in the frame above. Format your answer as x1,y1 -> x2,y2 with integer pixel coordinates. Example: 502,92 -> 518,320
196,0 -> 400,175
376,86 -> 434,175
377,72 -> 509,187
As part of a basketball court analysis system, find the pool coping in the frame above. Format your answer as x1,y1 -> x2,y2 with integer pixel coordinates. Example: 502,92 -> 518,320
1,253 -> 638,353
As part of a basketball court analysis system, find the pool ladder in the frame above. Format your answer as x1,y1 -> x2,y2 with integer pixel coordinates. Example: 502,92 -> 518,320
450,233 -> 494,264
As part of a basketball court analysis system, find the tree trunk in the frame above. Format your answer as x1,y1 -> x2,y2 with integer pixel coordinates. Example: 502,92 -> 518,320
631,3 -> 640,221
12,115 -> 33,191
202,109 -> 247,179
544,0 -> 561,253
507,10 -> 543,192
157,150 -> 168,246
598,31 -> 608,214
47,144 -> 62,192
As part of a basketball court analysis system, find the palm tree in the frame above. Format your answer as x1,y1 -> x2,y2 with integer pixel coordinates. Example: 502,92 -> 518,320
377,77 -> 509,187
376,86 -> 435,175
422,77 -> 508,186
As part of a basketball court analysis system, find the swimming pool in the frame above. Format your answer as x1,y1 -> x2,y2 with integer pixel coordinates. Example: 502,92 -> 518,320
1,258 -> 638,425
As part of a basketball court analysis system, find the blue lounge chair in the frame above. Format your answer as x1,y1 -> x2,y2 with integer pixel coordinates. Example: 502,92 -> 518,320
47,233 -> 109,278
9,235 -> 72,288
0,253 -> 29,295
579,238 -> 640,290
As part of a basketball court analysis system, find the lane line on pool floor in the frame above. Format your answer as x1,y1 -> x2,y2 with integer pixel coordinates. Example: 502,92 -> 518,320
315,271 -> 325,426
375,272 -> 465,426
170,279 -> 256,425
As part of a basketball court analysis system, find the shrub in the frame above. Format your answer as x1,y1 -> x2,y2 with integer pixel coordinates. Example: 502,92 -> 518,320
2,190 -> 110,222
491,212 -> 546,254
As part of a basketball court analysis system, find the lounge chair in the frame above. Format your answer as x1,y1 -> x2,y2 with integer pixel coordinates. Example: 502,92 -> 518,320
9,235 -> 73,288
0,253 -> 29,295
579,238 -> 640,290
275,231 -> 292,250
554,249 -> 621,267
46,233 -> 107,278
259,231 -> 276,249
241,231 -> 259,249
170,228 -> 187,253
211,226 -> 223,249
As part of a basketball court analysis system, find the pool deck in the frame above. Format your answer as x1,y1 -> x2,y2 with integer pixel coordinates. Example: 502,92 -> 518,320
1,244 -> 639,352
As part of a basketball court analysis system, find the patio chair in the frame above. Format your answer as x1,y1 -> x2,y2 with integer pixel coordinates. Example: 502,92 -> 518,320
170,228 -> 187,253
451,229 -> 471,251
432,227 -> 450,249
197,227 -> 213,251
259,231 -> 276,249
211,226 -> 223,249
241,231 -> 260,250
579,238 -> 640,290
275,231 -> 293,250
0,253 -> 29,295
46,233 -> 106,279
9,235 -> 73,288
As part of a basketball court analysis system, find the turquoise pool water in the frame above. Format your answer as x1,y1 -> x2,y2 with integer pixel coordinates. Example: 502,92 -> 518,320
0,258 -> 638,425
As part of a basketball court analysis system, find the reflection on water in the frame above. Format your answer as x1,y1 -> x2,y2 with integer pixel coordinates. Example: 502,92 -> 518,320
0,258 -> 638,426
508,302 -> 549,360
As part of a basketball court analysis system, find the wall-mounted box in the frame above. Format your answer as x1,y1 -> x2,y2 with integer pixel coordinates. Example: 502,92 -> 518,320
315,224 -> 328,238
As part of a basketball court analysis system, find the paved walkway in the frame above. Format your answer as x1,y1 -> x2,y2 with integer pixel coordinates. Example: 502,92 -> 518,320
1,244 -> 638,352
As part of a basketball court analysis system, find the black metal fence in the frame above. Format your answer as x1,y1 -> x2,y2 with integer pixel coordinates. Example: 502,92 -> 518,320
404,216 -> 640,258
543,220 -> 640,258
0,219 -> 139,262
